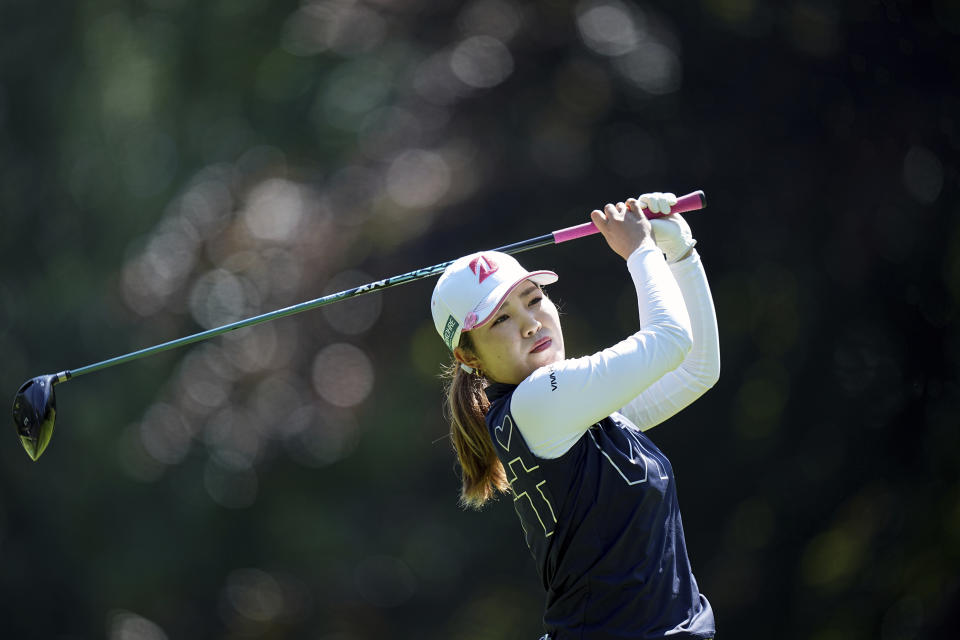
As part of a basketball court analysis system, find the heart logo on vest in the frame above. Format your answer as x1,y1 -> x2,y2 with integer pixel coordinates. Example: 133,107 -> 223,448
494,415 -> 513,452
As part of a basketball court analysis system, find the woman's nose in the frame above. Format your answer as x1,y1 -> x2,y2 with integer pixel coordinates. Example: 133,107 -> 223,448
521,313 -> 541,337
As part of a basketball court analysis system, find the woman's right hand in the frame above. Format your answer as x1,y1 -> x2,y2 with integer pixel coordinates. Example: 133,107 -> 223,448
590,198 -> 655,260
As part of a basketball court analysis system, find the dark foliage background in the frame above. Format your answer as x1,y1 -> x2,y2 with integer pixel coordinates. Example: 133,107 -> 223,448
2,1 -> 958,638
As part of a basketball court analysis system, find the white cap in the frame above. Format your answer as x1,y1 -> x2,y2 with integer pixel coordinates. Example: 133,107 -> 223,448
431,251 -> 558,362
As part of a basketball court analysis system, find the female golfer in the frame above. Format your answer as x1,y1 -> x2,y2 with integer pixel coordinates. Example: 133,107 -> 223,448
430,192 -> 720,639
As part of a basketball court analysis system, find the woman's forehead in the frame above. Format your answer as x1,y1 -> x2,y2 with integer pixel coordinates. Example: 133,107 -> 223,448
498,282 -> 541,307
487,282 -> 537,316
514,282 -> 540,297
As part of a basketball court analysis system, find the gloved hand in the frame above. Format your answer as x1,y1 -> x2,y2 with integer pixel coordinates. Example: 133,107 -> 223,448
638,192 -> 677,216
639,192 -> 697,263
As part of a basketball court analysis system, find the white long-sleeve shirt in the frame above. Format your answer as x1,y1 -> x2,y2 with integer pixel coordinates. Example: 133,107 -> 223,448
510,243 -> 720,459
482,241 -> 720,639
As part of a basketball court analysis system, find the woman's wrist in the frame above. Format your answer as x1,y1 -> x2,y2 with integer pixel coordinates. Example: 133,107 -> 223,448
626,237 -> 660,262
634,235 -> 659,255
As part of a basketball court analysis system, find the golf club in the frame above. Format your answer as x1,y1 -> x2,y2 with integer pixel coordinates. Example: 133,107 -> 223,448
12,191 -> 706,461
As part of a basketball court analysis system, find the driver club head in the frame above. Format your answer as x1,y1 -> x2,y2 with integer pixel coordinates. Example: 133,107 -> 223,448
12,374 -> 58,461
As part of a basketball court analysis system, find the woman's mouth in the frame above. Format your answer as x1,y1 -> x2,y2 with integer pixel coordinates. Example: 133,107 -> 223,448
530,337 -> 552,353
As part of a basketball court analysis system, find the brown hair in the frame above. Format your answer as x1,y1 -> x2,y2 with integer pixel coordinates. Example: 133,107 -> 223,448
443,332 -> 510,509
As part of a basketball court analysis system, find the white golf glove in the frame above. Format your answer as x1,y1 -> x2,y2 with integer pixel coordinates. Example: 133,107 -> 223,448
639,192 -> 697,263
638,191 -> 677,216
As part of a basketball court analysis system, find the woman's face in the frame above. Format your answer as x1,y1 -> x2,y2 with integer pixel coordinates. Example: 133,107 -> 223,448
456,282 -> 565,385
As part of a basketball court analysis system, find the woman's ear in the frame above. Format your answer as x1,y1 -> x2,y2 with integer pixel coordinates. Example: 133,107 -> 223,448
453,346 -> 482,370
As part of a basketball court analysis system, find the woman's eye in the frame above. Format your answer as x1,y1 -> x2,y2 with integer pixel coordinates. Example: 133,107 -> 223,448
492,314 -> 508,326
529,296 -> 543,307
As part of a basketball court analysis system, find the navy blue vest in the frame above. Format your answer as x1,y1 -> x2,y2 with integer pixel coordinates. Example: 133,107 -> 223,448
485,382 -> 715,639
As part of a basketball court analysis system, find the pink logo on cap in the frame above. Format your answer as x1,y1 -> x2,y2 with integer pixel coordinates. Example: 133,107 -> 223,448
463,312 -> 479,330
469,255 -> 499,284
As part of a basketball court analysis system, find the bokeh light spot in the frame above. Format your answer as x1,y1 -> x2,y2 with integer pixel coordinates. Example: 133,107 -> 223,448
225,568 -> 284,623
242,178 -> 306,242
85,13 -> 163,121
386,149 -> 452,209
178,173 -> 235,236
222,326 -> 280,373
121,216 -> 201,316
449,35 -> 514,88
312,343 -> 375,407
177,349 -> 233,414
139,402 -> 193,465
108,610 -> 168,640
189,269 -> 257,330
576,0 -> 642,56
615,42 -> 682,94
801,525 -> 862,590
281,0 -> 386,57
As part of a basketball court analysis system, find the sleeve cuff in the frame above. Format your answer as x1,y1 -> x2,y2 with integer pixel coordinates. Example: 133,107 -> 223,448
625,239 -> 663,273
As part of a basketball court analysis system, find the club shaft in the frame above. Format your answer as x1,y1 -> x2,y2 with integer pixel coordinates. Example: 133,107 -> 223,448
64,191 -> 705,380
63,238 -> 550,379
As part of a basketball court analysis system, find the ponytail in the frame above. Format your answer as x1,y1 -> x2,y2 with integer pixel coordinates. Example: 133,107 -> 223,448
442,334 -> 509,509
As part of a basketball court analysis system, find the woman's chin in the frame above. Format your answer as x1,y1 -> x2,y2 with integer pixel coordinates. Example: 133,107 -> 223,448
531,345 -> 564,367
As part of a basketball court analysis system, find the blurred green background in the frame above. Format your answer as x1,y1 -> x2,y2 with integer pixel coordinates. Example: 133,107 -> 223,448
2,0 -> 958,638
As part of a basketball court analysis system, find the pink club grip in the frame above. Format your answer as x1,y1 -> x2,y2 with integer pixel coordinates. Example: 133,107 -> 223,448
552,190 -> 706,245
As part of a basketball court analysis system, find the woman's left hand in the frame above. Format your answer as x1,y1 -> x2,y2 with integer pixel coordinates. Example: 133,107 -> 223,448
636,192 -> 696,263
638,192 -> 677,216
649,212 -> 696,263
